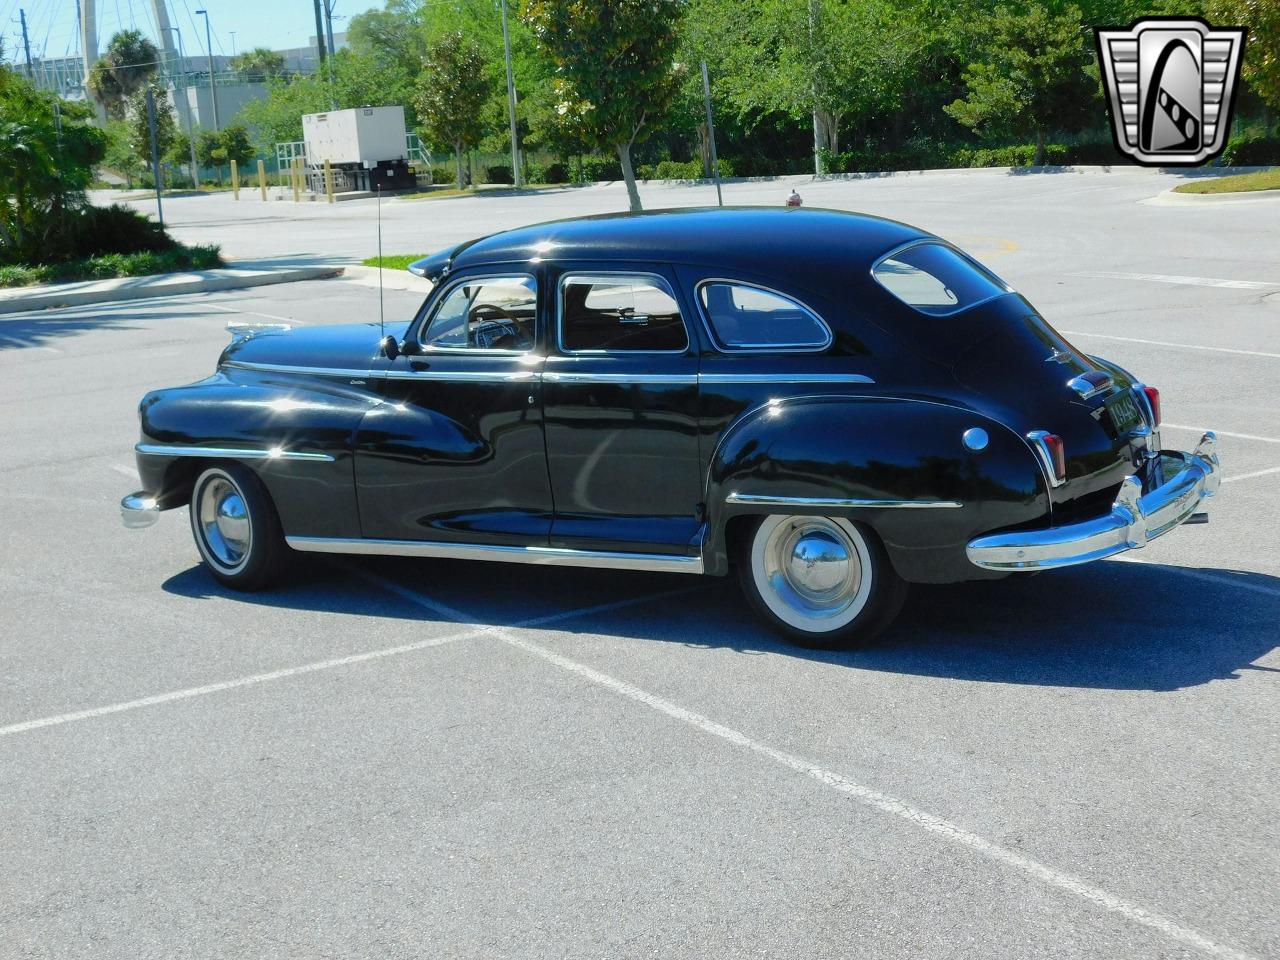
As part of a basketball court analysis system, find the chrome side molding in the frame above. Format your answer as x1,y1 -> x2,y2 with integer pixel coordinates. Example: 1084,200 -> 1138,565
726,493 -> 962,509
285,536 -> 705,574
135,443 -> 336,462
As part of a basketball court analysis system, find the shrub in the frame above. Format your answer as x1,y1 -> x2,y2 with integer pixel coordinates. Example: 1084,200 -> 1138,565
70,203 -> 176,258
429,164 -> 456,185
0,243 -> 223,287
1219,137 -> 1280,166
484,163 -> 513,184
536,161 -> 569,183
574,154 -> 623,183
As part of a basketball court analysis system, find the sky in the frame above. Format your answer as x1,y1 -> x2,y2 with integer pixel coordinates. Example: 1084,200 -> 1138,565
3,0 -> 382,64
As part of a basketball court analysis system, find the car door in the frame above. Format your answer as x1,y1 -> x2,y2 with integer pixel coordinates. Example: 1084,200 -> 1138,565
541,263 -> 703,555
353,271 -> 554,545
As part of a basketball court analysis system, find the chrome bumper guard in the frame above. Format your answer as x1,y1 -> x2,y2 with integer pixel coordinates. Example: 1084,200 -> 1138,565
121,492 -> 162,529
967,432 -> 1220,571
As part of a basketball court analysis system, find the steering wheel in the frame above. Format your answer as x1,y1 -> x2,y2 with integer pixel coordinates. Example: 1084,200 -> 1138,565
470,303 -> 530,349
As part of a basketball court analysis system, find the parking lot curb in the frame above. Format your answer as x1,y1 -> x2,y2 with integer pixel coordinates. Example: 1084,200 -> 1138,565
0,264 -> 345,315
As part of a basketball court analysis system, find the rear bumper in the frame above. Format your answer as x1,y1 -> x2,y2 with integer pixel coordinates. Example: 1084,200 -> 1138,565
121,492 -> 162,529
966,432 -> 1220,571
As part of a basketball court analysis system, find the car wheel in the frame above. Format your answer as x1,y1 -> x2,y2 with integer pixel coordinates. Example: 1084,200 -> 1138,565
189,464 -> 285,591
737,514 -> 907,649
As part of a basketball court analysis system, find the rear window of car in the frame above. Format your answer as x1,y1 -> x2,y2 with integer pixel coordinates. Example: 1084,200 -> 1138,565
872,242 -> 1009,316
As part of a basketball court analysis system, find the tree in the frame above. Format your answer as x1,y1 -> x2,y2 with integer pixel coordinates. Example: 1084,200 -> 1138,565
219,125 -> 255,168
945,3 -> 1096,164
230,47 -> 287,82
414,32 -> 490,189
102,119 -> 145,188
522,0 -> 684,211
126,85 -> 176,175
87,29 -> 160,118
196,130 -> 228,184
0,65 -> 105,263
1209,0 -> 1280,128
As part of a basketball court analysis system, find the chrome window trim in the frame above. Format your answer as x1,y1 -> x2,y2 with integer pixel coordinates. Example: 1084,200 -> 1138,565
694,278 -> 833,353
135,443 -> 336,462
556,271 -> 692,356
286,535 -> 704,573
726,493 -> 962,509
415,272 -> 538,355
870,238 -> 1014,318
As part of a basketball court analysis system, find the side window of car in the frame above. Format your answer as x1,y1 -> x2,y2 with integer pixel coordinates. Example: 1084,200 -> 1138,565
560,274 -> 688,353
422,276 -> 537,351
698,281 -> 831,351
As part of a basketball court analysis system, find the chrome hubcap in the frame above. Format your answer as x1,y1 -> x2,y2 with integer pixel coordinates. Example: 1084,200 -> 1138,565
197,476 -> 251,570
754,516 -> 871,631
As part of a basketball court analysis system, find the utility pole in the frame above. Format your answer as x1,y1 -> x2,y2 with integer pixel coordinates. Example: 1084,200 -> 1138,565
323,0 -> 336,56
311,0 -> 327,67
229,31 -> 236,57
499,0 -> 521,188
701,61 -> 723,207
18,9 -> 34,79
194,9 -> 219,131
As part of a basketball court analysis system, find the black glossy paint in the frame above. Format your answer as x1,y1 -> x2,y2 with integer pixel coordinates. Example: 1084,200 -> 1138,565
132,208 -> 1163,584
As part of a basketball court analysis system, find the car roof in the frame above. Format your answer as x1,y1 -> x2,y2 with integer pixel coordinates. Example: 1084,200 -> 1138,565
409,207 -> 932,283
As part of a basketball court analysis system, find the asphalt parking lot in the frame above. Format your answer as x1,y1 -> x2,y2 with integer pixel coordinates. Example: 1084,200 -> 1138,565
3,170 -> 1278,959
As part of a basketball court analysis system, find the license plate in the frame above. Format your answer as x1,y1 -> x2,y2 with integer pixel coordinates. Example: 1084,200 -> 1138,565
1107,392 -> 1141,434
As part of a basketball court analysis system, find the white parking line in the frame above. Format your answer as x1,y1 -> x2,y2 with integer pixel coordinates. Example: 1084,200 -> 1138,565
1162,424 -> 1280,446
1222,465 -> 1280,485
1071,271 -> 1277,290
363,572 -> 1260,960
0,582 -> 697,740
1061,330 -> 1280,360
109,463 -> 139,479
202,302 -> 300,324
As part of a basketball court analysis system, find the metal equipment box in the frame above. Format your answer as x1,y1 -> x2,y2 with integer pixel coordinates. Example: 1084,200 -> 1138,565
302,107 -> 407,165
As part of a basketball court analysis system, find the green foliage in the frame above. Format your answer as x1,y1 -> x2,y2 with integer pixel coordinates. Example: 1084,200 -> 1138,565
527,160 -> 569,183
484,164 -> 514,184
415,32 -> 490,187
70,204 -> 175,257
521,0 -> 685,210
0,65 -> 106,265
1208,0 -> 1280,118
944,3 -> 1097,163
230,47 -> 287,81
360,253 -> 429,270
102,119 -> 145,186
0,244 -> 223,287
219,125 -> 255,167
1172,167 -> 1280,193
636,157 -> 734,179
87,29 -> 160,118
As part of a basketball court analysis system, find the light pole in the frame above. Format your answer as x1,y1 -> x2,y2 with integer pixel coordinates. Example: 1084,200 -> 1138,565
163,25 -> 201,186
194,8 -> 220,132
229,30 -> 237,57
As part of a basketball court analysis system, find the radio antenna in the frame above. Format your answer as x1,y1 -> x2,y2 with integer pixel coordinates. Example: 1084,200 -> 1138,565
376,183 -> 386,341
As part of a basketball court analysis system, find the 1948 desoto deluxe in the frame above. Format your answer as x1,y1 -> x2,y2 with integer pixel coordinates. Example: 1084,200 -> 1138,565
121,208 -> 1220,648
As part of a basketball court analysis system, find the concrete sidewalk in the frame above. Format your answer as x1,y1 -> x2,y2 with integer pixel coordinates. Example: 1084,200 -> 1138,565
0,263 -> 345,315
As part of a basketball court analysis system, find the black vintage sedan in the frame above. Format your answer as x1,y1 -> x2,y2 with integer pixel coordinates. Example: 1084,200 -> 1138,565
122,208 -> 1220,647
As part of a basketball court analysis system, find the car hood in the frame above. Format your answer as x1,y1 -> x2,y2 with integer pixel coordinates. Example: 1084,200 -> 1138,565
220,321 -> 412,373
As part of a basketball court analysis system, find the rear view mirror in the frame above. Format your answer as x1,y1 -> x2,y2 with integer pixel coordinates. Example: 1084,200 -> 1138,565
379,335 -> 400,361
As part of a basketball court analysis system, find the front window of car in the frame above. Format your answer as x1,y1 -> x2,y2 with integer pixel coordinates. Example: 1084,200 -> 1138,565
559,274 -> 688,352
698,281 -> 831,351
422,275 -> 536,351
872,241 -> 1010,316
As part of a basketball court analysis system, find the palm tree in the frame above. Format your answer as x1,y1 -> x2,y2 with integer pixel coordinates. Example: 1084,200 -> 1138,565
87,29 -> 160,118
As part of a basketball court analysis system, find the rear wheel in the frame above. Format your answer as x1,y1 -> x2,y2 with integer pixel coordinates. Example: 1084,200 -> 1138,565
737,514 -> 907,649
189,464 -> 285,591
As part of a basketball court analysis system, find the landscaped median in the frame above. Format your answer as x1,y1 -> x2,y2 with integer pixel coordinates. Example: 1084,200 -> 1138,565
1173,168 -> 1280,195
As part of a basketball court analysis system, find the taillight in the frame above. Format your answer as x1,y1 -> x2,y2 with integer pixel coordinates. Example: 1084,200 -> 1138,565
1027,430 -> 1067,486
1142,386 -> 1161,427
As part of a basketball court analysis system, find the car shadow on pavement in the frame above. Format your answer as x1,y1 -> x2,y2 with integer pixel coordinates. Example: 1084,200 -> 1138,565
162,556 -> 1278,693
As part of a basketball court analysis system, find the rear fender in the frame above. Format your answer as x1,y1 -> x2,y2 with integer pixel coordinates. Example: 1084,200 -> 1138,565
703,396 -> 1049,582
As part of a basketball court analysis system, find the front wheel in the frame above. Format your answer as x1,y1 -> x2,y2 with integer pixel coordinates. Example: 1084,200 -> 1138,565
189,464 -> 285,591
737,515 -> 907,649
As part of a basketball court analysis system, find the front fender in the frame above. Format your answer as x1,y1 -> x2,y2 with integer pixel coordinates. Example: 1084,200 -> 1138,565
702,396 -> 1049,582
136,370 -> 381,538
